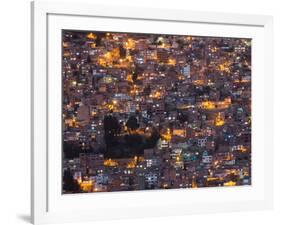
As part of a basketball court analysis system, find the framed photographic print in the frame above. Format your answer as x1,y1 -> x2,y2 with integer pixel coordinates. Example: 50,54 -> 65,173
31,1 -> 273,224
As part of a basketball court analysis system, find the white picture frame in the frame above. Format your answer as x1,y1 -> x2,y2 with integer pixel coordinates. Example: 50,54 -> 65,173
31,1 -> 274,224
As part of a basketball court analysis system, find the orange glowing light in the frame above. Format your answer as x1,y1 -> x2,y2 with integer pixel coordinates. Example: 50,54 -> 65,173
80,180 -> 93,192
87,32 -> 96,39
162,128 -> 172,142
201,101 -> 215,109
223,181 -> 236,186
104,158 -> 118,167
167,58 -> 176,66
215,112 -> 225,126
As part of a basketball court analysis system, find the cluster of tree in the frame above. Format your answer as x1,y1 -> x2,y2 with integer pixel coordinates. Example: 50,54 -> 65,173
126,115 -> 139,133
94,33 -> 105,47
131,65 -> 144,84
63,168 -> 80,193
103,115 -> 160,158
103,115 -> 121,148
63,141 -> 92,159
63,142 -> 79,159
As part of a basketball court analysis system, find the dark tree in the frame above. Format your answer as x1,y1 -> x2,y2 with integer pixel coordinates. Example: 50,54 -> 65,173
87,55 -> 91,63
63,141 -> 83,159
132,65 -> 144,83
63,168 -> 80,193
103,115 -> 121,147
119,45 -> 126,58
126,116 -> 139,132
124,134 -> 143,149
132,70 -> 138,83
128,177 -> 135,190
143,85 -> 151,96
95,34 -> 104,47
145,127 -> 160,148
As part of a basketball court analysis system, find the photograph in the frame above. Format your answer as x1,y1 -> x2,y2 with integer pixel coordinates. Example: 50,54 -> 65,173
0,0 -> 277,224
62,30 -> 252,194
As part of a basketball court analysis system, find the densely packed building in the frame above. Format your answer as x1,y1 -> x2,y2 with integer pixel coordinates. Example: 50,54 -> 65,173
62,30 -> 251,193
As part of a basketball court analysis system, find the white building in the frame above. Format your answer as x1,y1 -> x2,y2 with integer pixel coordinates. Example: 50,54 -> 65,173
197,137 -> 207,147
182,64 -> 191,78
157,139 -> 170,149
202,151 -> 213,164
